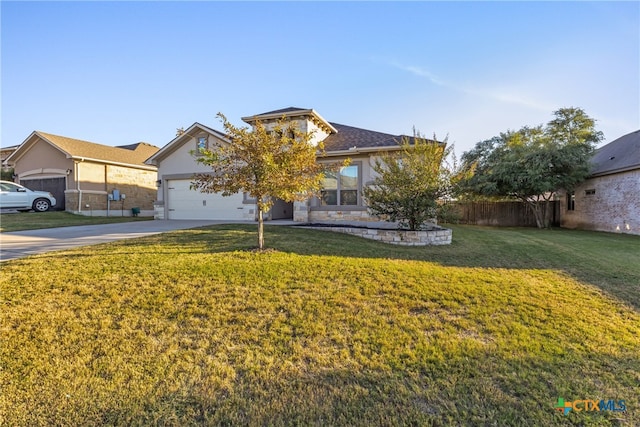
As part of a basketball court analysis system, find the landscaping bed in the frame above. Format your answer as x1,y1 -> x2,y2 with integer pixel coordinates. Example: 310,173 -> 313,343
302,222 -> 452,245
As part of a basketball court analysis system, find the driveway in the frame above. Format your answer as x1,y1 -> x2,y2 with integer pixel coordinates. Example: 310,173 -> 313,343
0,220 -> 293,262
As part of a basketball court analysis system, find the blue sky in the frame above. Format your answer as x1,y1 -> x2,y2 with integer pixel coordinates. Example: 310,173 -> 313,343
2,1 -> 638,156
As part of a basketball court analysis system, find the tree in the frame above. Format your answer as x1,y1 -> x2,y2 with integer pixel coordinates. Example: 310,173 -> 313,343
363,134 -> 459,230
191,113 -> 328,250
460,107 -> 603,228
1,167 -> 15,181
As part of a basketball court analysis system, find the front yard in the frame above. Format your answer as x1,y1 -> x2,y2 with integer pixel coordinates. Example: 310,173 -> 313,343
1,225 -> 638,426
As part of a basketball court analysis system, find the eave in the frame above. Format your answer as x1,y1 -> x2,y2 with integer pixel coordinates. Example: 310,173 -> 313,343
145,122 -> 229,166
242,109 -> 338,135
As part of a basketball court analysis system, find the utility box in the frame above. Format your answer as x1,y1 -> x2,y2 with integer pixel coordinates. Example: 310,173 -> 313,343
112,189 -> 120,201
131,207 -> 140,217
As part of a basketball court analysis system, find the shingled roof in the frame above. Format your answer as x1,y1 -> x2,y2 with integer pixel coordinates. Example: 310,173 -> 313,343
30,131 -> 159,168
242,107 -> 422,152
590,129 -> 640,176
323,123 -> 408,151
241,107 -> 338,135
254,107 -> 308,116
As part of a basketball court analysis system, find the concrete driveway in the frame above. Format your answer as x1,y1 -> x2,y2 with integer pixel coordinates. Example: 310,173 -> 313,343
0,220 -> 281,262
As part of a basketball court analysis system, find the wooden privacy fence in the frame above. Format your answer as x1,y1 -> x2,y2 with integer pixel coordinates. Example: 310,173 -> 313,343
442,201 -> 560,227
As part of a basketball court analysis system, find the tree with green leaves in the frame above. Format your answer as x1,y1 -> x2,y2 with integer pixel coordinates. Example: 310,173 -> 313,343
460,107 -> 603,228
363,134 -> 460,230
191,113 -> 327,250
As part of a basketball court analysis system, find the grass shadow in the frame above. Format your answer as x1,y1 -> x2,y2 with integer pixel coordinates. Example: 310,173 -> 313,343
165,223 -> 640,310
15,223 -> 640,310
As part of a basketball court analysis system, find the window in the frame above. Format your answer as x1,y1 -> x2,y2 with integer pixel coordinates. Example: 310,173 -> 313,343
196,136 -> 208,152
585,189 -> 596,195
243,192 -> 257,204
321,165 -> 359,206
0,182 -> 21,192
567,192 -> 575,211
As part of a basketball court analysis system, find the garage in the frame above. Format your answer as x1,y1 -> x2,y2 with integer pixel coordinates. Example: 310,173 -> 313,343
166,179 -> 245,220
20,177 -> 66,210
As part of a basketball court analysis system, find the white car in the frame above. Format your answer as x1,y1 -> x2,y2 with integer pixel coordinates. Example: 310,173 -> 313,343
0,180 -> 57,212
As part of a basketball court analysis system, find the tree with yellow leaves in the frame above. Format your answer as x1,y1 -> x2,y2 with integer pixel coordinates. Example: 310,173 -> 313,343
191,113 -> 328,250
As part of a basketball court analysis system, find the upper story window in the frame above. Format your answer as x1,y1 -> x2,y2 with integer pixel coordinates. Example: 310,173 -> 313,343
320,164 -> 360,206
197,135 -> 208,153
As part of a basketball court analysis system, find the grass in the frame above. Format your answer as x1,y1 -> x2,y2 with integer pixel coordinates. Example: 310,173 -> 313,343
1,224 -> 638,426
0,210 -> 153,232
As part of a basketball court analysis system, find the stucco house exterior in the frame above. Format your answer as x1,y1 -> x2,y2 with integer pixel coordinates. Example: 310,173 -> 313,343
560,129 -> 640,235
5,131 -> 159,216
145,107 -> 421,223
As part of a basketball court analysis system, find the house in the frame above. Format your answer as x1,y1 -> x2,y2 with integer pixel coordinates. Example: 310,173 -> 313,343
145,107 -> 421,222
1,145 -> 19,179
5,131 -> 159,215
560,129 -> 640,235
1,145 -> 19,166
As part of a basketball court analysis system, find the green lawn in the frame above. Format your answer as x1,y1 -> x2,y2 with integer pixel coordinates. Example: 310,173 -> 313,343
0,211 -> 153,232
1,225 -> 638,426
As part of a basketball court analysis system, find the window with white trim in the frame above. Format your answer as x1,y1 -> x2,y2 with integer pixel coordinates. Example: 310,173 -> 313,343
196,135 -> 208,153
320,165 -> 360,206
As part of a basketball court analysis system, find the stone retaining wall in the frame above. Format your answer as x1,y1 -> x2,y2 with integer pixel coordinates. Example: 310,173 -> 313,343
312,226 -> 452,246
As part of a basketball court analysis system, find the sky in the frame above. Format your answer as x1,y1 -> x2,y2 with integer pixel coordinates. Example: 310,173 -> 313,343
2,1 -> 639,156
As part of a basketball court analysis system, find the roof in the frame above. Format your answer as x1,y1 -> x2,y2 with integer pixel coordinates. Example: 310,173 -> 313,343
242,107 -> 431,152
253,107 -> 308,116
590,129 -> 640,176
241,107 -> 338,134
145,122 -> 229,165
7,131 -> 159,169
324,123 -> 408,151
148,108 -> 443,164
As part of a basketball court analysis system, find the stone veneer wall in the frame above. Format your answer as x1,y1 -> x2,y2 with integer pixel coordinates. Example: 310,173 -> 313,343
312,226 -> 452,246
66,165 -> 157,217
106,165 -> 157,211
560,169 -> 640,235
294,201 -> 380,223
308,210 -> 378,222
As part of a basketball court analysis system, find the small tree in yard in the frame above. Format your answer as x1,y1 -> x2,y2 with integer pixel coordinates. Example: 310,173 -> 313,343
460,107 -> 603,228
191,113 -> 327,250
363,135 -> 458,231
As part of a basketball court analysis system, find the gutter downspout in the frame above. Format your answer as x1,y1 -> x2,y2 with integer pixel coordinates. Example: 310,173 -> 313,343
75,159 -> 83,214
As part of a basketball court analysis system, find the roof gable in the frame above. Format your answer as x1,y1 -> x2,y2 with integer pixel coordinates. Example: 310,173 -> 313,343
591,130 -> 640,176
145,122 -> 228,165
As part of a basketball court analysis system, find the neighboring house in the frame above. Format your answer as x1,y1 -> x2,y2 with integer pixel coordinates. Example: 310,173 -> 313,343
145,107 -> 422,222
5,131 -> 159,215
1,145 -> 19,178
1,145 -> 19,166
560,129 -> 640,235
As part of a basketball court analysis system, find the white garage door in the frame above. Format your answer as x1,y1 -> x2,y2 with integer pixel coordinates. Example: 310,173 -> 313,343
167,179 -> 245,220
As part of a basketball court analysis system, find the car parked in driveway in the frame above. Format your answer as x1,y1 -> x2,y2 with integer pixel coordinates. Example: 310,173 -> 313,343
0,180 -> 57,212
